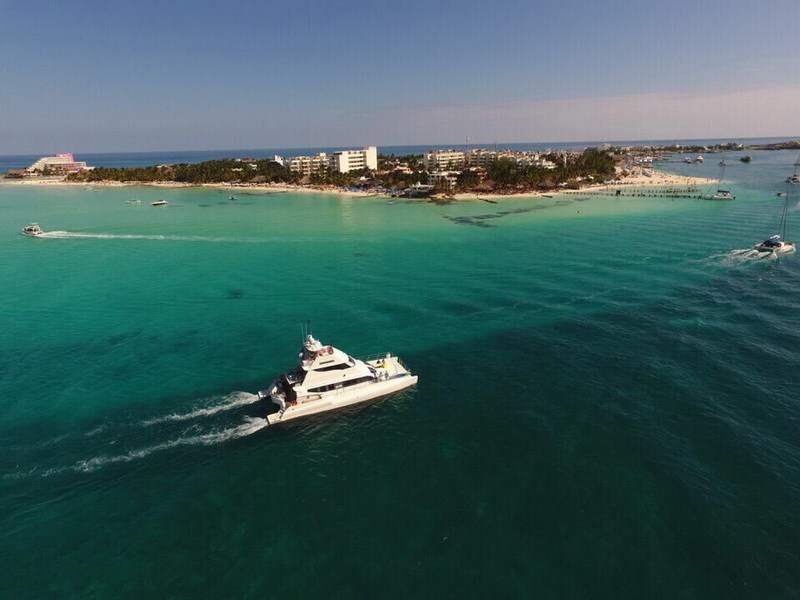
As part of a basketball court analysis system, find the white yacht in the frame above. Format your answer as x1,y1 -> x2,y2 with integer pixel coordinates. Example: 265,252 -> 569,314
259,334 -> 418,425
21,223 -> 44,236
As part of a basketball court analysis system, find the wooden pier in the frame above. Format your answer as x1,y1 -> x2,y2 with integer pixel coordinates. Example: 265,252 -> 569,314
564,187 -> 708,200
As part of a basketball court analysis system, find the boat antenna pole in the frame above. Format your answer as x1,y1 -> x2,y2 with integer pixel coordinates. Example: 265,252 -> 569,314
781,186 -> 790,240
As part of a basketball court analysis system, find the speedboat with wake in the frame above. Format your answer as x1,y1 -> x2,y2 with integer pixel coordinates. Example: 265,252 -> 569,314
258,334 -> 418,425
21,223 -> 44,236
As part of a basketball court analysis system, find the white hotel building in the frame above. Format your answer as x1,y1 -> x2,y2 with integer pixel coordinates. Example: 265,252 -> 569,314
26,153 -> 92,174
288,146 -> 378,175
423,148 -> 556,171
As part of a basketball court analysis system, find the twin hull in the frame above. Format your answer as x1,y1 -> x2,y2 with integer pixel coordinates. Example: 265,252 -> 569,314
266,373 -> 417,425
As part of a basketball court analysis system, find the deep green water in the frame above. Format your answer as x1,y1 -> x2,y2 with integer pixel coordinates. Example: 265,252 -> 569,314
2,150 -> 799,598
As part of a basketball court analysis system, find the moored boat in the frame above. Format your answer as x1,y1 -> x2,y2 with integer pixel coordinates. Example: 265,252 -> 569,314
152,199 -> 168,206
258,334 -> 418,425
703,160 -> 735,200
786,152 -> 800,184
21,223 -> 44,236
711,189 -> 735,200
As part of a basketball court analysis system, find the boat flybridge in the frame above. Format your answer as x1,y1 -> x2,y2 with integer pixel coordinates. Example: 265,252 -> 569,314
21,223 -> 44,236
259,334 -> 418,425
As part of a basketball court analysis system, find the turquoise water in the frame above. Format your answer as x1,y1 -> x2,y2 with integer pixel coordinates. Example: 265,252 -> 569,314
2,150 -> 800,598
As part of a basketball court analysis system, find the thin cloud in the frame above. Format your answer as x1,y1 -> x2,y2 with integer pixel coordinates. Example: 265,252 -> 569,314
360,85 -> 800,145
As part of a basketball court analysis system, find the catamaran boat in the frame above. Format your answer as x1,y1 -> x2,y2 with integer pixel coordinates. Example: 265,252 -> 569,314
21,223 -> 44,236
754,190 -> 795,254
704,160 -> 735,200
786,153 -> 800,184
259,334 -> 418,425
754,234 -> 795,254
711,189 -> 735,200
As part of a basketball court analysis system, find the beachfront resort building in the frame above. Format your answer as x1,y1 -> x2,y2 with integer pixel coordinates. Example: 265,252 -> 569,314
287,153 -> 331,176
424,149 -> 466,171
287,146 -> 378,175
467,148 -> 557,170
330,146 -> 378,173
427,171 -> 459,189
26,153 -> 92,174
423,148 -> 557,171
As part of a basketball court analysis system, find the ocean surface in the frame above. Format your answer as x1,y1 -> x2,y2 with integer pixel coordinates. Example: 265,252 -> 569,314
1,147 -> 799,598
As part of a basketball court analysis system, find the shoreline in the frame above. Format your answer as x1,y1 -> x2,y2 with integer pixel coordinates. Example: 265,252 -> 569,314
0,170 -> 715,200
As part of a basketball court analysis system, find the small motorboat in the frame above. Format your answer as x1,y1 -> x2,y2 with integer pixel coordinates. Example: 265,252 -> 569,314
258,334 -> 418,425
21,223 -> 44,236
152,199 -> 168,206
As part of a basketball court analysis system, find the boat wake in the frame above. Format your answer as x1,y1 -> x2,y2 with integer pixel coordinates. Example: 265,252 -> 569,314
2,392 -> 266,480
38,231 -> 261,243
69,416 -> 268,474
709,248 -> 781,266
140,391 -> 260,425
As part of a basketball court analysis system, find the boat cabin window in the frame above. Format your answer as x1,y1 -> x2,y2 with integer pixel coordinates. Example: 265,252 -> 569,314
315,363 -> 351,372
307,376 -> 374,393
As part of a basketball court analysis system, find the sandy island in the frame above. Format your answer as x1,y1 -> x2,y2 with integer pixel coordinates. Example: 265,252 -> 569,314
1,170 -> 715,201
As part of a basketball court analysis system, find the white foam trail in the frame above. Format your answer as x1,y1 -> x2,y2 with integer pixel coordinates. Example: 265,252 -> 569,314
70,416 -> 269,474
709,248 -> 779,266
141,392 -> 260,426
39,231 -> 245,242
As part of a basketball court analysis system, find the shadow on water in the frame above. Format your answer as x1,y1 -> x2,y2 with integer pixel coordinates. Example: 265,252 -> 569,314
443,202 -> 572,227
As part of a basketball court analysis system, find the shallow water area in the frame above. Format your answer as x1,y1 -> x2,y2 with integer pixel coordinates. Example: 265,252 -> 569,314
2,150 -> 800,598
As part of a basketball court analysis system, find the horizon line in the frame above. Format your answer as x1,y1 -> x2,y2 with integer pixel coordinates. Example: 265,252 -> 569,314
3,135 -> 800,158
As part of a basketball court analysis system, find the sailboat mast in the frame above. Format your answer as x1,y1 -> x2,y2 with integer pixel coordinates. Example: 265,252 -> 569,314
781,191 -> 790,240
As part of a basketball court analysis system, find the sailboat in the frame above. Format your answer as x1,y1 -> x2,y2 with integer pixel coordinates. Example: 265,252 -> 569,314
705,160 -> 735,200
786,151 -> 800,184
754,187 -> 796,254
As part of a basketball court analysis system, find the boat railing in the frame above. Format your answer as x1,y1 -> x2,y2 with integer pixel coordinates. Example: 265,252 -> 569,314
357,352 -> 413,373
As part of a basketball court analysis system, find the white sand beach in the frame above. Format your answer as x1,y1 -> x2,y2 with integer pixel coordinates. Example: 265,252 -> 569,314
1,169 -> 715,200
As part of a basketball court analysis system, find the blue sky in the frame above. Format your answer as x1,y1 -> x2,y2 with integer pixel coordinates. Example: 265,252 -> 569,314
1,0 -> 799,153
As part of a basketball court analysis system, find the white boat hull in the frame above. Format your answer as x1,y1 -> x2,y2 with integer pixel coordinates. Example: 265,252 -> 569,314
754,241 -> 795,254
266,373 -> 417,425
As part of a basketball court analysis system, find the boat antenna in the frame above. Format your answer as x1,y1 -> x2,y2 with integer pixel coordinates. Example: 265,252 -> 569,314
781,185 -> 790,240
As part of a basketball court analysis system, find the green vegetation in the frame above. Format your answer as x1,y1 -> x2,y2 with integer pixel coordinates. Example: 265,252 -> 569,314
65,148 -> 618,195
68,159 -> 300,185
